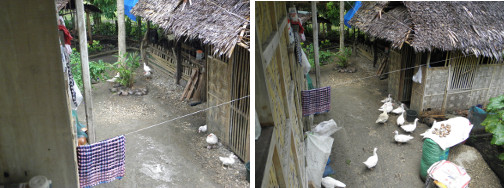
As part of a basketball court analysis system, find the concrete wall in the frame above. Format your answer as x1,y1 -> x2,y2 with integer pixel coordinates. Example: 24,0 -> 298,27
413,61 -> 504,113
0,1 -> 79,186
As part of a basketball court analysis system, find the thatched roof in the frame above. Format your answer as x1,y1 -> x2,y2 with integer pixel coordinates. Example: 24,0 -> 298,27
56,0 -> 70,11
132,0 -> 249,57
350,1 -> 504,59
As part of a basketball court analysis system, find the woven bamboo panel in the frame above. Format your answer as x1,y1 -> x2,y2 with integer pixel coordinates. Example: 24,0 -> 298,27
229,46 -> 250,161
207,56 -> 231,145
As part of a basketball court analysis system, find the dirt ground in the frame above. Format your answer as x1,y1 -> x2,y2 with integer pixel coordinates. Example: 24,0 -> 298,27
311,54 -> 501,187
75,53 -> 249,187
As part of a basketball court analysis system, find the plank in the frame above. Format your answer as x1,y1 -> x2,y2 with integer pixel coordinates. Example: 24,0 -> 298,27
180,68 -> 198,100
186,71 -> 199,100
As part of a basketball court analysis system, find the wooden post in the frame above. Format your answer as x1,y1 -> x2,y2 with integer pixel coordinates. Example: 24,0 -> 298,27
373,39 -> 378,67
311,2 -> 320,129
175,40 -> 183,85
340,1 -> 344,51
76,0 -> 95,143
117,0 -> 126,62
311,2 -> 321,88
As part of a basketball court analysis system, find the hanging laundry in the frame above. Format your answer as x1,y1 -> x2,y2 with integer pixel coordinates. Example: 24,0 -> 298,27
302,86 -> 331,116
61,45 -> 82,109
77,135 -> 126,188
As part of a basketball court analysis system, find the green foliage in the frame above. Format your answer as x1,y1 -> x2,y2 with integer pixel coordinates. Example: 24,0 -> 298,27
301,42 -> 336,67
89,60 -> 109,82
335,47 -> 352,67
93,22 -> 116,36
88,40 -> 103,54
481,94 -> 504,160
109,52 -> 140,88
70,49 -> 83,89
64,19 -> 73,31
70,49 -> 110,90
320,39 -> 332,49
92,0 -> 117,19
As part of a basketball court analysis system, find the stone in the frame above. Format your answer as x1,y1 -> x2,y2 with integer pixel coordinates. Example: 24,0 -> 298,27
448,144 -> 501,188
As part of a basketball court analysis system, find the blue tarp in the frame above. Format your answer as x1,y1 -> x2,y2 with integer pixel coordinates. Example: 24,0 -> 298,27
125,0 -> 138,21
344,1 -> 362,28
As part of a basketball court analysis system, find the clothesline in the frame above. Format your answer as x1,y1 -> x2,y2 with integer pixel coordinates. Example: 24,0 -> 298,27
121,95 -> 250,136
331,53 -> 472,87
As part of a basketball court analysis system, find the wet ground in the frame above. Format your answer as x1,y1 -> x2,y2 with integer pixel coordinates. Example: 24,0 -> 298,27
313,55 -> 440,187
75,53 -> 249,187
313,55 -> 502,187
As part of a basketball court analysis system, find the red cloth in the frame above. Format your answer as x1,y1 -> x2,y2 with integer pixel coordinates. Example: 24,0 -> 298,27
290,21 -> 305,34
58,25 -> 73,45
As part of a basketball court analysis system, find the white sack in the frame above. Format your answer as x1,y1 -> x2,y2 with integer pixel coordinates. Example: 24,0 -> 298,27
420,117 -> 473,150
313,119 -> 342,137
306,134 -> 334,188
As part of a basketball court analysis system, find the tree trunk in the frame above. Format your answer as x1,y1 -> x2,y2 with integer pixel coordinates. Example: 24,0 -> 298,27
117,0 -> 126,62
312,2 -> 320,88
339,1 -> 344,51
137,16 -> 142,40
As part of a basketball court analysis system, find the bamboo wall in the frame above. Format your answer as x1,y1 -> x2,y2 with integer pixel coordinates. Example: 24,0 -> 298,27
146,37 -> 250,161
207,45 -> 250,161
146,42 -> 203,82
256,1 -> 307,187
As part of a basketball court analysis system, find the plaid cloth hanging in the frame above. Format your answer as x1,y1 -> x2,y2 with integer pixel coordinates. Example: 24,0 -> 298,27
302,86 -> 331,116
77,135 -> 126,188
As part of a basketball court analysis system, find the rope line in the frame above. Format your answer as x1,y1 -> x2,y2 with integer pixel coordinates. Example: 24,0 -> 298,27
122,95 -> 250,136
332,54 -> 472,87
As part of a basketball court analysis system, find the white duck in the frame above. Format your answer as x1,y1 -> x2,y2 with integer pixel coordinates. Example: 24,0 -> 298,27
381,94 -> 392,103
392,103 -> 405,114
198,125 -> 207,133
321,177 -> 346,188
143,63 -> 152,79
363,148 -> 378,169
394,130 -> 414,143
379,102 -> 393,113
106,72 -> 120,83
397,111 -> 405,126
219,153 -> 238,167
206,133 -> 218,149
376,110 -> 389,124
401,118 -> 419,133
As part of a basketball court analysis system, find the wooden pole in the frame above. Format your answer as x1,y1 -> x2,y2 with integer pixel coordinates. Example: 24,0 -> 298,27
76,0 -> 95,143
117,0 -> 126,62
340,1 -> 344,51
175,40 -> 183,85
312,1 -> 321,88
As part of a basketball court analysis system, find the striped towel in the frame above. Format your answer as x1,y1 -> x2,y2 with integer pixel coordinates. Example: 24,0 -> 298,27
302,86 -> 331,116
77,135 -> 126,188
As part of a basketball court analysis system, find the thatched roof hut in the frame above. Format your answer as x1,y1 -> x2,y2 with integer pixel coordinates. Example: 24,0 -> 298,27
56,0 -> 70,11
350,1 -> 504,59
131,0 -> 249,57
